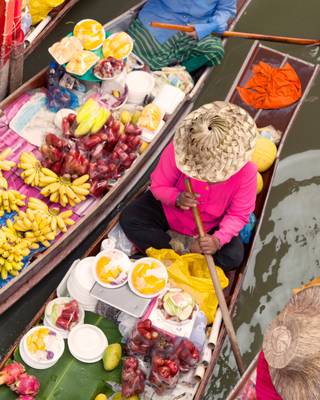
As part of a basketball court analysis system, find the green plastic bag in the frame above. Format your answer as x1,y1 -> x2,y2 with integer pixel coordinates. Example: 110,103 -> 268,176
146,248 -> 229,324
29,0 -> 66,25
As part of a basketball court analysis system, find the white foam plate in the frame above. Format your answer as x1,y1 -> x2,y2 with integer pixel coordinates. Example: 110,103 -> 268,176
68,324 -> 108,363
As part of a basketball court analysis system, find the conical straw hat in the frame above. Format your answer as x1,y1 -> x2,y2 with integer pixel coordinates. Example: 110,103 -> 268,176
174,101 -> 258,183
263,286 -> 320,400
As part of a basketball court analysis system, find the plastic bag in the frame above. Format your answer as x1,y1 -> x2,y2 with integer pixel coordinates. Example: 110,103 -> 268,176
149,351 -> 180,394
175,338 -> 200,372
122,357 -> 146,398
29,0 -> 66,25
153,66 -> 194,95
117,312 -> 137,341
240,213 -> 256,244
126,319 -> 160,357
108,223 -> 135,256
146,248 -> 229,324
138,104 -> 162,132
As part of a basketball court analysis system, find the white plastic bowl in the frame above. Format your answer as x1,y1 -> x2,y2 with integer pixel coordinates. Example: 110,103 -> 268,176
68,324 -> 108,363
44,297 -> 85,339
128,257 -> 168,299
20,326 -> 65,369
126,71 -> 155,105
93,249 -> 132,289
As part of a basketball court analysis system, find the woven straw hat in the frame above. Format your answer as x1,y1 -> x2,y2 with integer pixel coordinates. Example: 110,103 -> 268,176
263,286 -> 320,400
174,101 -> 258,183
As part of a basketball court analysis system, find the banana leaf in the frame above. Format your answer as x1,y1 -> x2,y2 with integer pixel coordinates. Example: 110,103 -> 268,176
0,312 -> 122,400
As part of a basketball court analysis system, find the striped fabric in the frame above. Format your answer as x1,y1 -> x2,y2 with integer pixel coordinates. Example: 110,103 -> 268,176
128,19 -> 224,71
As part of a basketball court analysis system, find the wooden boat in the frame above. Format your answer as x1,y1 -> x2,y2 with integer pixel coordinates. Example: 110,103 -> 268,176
23,0 -> 250,59
0,0 -> 251,313
227,354 -> 259,399
0,41 -> 318,400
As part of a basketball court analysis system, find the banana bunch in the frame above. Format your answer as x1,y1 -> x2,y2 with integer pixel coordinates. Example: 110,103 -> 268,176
18,152 -> 43,187
28,198 -> 75,233
0,175 -> 8,190
40,171 -> 91,207
0,148 -> 16,172
14,209 -> 58,248
0,221 -> 33,280
0,189 -> 26,216
2,219 -> 39,250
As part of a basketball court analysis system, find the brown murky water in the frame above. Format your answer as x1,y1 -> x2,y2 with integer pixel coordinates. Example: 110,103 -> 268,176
2,0 -> 320,398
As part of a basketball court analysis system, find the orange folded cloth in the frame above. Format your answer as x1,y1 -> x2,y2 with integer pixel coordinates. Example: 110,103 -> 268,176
237,61 -> 302,109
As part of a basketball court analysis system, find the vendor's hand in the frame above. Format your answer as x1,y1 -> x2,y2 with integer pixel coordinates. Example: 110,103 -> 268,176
176,192 -> 199,210
185,30 -> 198,40
197,235 -> 221,255
190,238 -> 202,254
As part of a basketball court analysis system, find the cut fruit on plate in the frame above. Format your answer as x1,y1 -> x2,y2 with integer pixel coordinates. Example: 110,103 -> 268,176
103,32 -> 133,60
128,257 -> 168,299
66,50 -> 100,76
161,290 -> 196,323
93,249 -> 132,289
73,19 -> 105,51
44,297 -> 85,338
49,36 -> 83,65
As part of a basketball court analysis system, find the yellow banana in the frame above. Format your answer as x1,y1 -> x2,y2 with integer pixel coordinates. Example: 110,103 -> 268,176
41,168 -> 59,179
41,182 -> 61,197
72,174 -> 90,186
70,185 -> 90,196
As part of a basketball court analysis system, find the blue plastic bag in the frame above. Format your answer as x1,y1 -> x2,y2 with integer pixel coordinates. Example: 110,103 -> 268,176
240,213 -> 257,244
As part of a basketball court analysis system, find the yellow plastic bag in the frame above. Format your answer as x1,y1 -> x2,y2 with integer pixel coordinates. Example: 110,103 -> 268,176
29,0 -> 66,25
146,248 -> 229,324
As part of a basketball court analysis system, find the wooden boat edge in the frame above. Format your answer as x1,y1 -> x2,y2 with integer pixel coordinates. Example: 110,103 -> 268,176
226,354 -> 259,400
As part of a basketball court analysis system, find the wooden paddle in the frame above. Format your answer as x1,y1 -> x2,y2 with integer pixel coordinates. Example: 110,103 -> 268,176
185,178 -> 245,375
150,22 -> 320,46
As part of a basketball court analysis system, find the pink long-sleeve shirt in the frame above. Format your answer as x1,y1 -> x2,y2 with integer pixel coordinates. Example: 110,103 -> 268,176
150,142 -> 257,246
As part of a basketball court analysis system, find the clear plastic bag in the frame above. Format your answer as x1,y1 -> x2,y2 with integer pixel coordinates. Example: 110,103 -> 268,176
175,338 -> 200,373
117,312 -> 137,341
122,357 -> 146,398
126,319 -> 160,357
149,350 -> 180,395
108,223 -> 134,256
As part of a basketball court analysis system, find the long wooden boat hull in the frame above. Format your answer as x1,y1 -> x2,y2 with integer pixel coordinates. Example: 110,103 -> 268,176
193,42 -> 319,400
0,0 -> 251,313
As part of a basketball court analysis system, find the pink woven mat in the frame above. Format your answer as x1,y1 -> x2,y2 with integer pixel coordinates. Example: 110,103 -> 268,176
0,92 -> 97,218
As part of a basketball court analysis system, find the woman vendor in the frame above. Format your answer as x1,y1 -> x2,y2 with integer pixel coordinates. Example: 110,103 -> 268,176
120,101 -> 258,272
128,0 -> 236,72
256,285 -> 320,399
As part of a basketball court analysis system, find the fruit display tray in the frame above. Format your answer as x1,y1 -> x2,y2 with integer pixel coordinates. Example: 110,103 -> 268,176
0,90 -> 99,287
